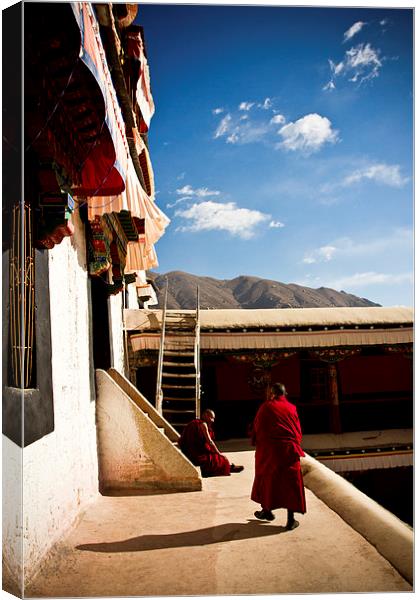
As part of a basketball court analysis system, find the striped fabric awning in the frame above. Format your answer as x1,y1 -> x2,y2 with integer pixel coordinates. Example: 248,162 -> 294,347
129,328 -> 412,352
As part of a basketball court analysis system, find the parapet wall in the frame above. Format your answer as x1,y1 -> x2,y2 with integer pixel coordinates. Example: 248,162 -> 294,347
301,454 -> 413,584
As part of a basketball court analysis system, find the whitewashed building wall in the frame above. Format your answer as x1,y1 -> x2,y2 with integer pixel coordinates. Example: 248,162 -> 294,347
3,213 -> 101,588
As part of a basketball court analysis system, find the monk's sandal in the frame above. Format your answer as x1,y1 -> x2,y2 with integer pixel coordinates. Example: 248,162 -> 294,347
230,464 -> 244,473
254,510 -> 275,521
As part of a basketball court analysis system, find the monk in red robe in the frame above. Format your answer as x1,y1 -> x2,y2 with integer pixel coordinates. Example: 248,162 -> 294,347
251,382 -> 306,529
179,409 -> 244,477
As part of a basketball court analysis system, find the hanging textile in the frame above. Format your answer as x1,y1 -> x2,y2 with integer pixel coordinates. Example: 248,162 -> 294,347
70,2 -> 129,196
86,158 -> 169,273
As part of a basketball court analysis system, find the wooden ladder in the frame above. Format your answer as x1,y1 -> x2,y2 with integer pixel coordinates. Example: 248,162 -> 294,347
156,287 -> 201,433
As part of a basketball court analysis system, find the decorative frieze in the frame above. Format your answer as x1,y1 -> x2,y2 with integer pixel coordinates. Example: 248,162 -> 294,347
228,351 -> 296,369
310,347 -> 361,363
384,344 -> 413,359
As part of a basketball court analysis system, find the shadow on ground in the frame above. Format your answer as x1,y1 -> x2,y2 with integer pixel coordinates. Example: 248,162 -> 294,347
76,520 -> 288,553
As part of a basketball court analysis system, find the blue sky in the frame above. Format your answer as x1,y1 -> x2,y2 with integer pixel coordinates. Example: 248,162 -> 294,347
136,4 -> 413,307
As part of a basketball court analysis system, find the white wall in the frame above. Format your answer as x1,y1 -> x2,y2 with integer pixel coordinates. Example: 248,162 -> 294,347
2,436 -> 23,596
4,212 -> 100,588
126,280 -> 139,308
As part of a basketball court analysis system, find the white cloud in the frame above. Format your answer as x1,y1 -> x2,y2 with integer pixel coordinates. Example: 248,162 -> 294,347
328,59 -> 344,76
176,184 -> 221,198
213,105 -> 335,154
320,163 -> 409,198
303,229 -> 412,265
322,80 -> 336,91
343,21 -> 366,43
166,196 -> 190,209
347,43 -> 381,71
258,97 -> 272,110
327,271 -> 413,290
175,201 -> 270,239
227,122 -> 271,145
343,163 -> 409,187
212,107 -> 224,115
303,245 -> 337,264
214,114 -> 232,139
176,172 -> 186,181
215,111 -> 272,145
270,114 -> 286,125
269,220 -> 285,229
277,113 -> 338,154
239,101 -> 255,111
325,43 -> 382,89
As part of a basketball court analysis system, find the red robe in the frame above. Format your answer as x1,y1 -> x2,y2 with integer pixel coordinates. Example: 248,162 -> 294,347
251,396 -> 306,513
179,419 -> 231,477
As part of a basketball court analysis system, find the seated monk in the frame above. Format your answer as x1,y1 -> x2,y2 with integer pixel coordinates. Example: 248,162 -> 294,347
179,409 -> 244,477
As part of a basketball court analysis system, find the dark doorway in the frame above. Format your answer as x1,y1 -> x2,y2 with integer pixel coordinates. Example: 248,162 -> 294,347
90,276 -> 111,370
299,359 -> 331,434
136,365 -> 157,406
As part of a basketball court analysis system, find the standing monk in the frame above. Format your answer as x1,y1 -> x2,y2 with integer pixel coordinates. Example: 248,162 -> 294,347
179,409 -> 244,477
251,382 -> 306,529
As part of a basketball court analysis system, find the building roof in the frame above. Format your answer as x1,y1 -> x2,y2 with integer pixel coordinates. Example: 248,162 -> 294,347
125,307 -> 413,353
125,306 -> 413,331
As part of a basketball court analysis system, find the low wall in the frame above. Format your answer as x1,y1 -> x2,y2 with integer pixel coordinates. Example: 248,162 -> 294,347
301,454 -> 413,584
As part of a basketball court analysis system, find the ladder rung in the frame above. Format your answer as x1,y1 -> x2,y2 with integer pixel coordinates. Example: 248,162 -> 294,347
163,396 -> 196,402
163,361 -> 194,367
166,319 -> 195,322
163,408 -> 196,414
165,345 -> 194,349
162,372 -> 196,379
166,331 -> 194,336
162,384 -> 196,389
165,316 -> 195,321
164,351 -> 194,357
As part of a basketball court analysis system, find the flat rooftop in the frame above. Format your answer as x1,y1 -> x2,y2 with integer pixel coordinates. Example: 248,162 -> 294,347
26,447 -> 412,596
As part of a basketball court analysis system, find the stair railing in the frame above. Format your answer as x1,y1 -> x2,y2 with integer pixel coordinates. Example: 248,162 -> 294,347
155,278 -> 168,413
194,285 -> 201,418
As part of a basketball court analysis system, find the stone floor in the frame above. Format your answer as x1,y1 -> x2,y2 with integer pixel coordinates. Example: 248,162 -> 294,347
26,448 -> 412,597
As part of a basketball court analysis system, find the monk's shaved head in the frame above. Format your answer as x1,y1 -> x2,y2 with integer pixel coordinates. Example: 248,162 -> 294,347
271,382 -> 287,397
202,409 -> 215,420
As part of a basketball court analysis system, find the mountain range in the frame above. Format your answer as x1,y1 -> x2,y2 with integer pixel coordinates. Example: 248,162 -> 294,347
146,271 -> 381,310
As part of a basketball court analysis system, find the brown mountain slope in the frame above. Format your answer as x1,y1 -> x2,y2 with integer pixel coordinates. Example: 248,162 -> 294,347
147,271 -> 381,309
